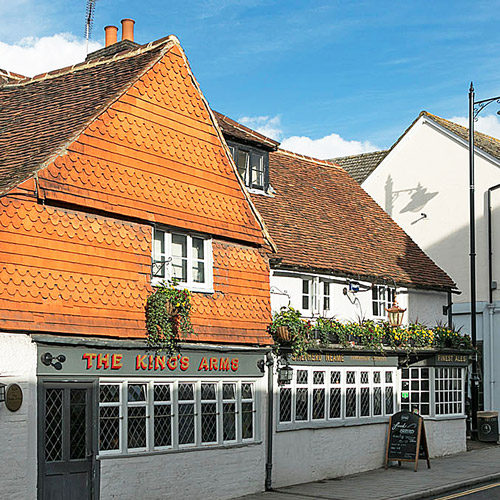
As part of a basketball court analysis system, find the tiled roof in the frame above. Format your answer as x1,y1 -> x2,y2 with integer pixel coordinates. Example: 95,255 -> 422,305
213,111 -> 280,150
0,37 -> 172,196
422,111 -> 500,160
251,149 -> 456,291
331,150 -> 389,184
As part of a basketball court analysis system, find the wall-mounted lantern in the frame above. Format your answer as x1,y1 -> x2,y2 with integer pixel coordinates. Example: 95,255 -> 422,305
0,383 -> 6,403
278,357 -> 293,385
386,299 -> 406,327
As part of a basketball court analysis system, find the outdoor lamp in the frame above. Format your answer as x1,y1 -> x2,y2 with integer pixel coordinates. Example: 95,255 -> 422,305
278,360 -> 293,385
386,299 -> 406,327
0,383 -> 6,403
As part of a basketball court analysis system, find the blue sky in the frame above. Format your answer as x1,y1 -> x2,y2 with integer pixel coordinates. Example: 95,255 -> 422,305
2,0 -> 500,157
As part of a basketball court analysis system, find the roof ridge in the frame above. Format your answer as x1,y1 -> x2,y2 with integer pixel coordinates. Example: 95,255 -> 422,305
2,35 -> 178,88
276,147 -> 342,169
330,149 -> 388,161
424,110 -> 500,146
214,110 -> 280,147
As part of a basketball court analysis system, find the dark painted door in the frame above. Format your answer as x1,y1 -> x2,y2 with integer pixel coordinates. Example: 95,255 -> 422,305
40,383 -> 95,500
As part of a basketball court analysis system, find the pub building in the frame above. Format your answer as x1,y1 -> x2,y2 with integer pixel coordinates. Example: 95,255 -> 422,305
0,25 -> 272,500
0,22 -> 470,500
214,113 -> 470,488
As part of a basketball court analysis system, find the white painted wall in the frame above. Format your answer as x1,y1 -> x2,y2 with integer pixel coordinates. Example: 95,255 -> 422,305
99,376 -> 267,500
362,115 -> 500,412
363,116 -> 500,306
424,418 -> 467,457
272,417 -> 464,488
271,270 -> 447,327
0,332 -> 37,500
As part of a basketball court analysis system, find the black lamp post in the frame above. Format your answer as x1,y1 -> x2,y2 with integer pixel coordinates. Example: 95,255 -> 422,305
468,83 -> 500,439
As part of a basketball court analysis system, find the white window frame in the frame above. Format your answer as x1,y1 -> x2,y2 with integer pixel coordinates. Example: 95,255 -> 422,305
399,366 -> 465,418
98,379 -> 258,456
372,285 -> 395,318
152,228 -> 213,292
277,366 -> 397,429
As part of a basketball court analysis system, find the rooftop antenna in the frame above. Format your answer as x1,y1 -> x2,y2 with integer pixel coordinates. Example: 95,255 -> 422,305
85,0 -> 99,54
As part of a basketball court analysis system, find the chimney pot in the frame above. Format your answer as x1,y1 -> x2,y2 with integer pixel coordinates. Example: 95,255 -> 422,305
104,25 -> 118,47
121,18 -> 135,42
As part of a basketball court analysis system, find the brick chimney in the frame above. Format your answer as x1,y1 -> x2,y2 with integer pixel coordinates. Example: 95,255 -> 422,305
104,25 -> 118,47
121,19 -> 135,42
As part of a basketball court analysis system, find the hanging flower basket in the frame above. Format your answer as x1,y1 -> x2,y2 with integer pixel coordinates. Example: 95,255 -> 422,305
275,325 -> 292,342
164,301 -> 180,317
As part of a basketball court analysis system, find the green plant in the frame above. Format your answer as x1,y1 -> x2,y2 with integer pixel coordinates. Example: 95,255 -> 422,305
269,306 -> 312,357
356,319 -> 385,350
145,279 -> 194,353
314,317 -> 349,346
433,326 -> 472,349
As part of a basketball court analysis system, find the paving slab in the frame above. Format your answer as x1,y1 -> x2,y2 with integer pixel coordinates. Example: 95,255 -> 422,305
238,445 -> 500,500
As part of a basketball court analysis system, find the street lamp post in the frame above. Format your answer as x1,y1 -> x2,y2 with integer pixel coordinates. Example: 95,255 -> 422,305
468,83 -> 500,439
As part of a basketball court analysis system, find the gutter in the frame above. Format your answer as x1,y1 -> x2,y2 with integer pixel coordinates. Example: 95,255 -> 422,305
487,183 -> 500,304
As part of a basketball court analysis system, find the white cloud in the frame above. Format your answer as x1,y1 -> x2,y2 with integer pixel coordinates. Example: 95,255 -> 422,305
0,33 -> 101,77
280,133 -> 379,159
237,114 -> 379,159
238,115 -> 283,141
448,114 -> 500,140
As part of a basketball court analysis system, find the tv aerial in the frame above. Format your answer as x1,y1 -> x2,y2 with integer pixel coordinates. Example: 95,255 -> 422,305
85,0 -> 99,52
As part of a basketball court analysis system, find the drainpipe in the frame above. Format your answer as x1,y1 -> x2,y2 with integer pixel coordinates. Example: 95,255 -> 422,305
265,352 -> 274,491
487,183 -> 500,410
487,183 -> 500,304
447,290 -> 453,328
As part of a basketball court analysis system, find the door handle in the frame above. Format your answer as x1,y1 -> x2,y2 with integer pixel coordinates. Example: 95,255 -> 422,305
86,451 -> 93,460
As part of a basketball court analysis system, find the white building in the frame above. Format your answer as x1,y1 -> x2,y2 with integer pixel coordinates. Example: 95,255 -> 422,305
335,111 -> 500,413
216,113 -> 469,489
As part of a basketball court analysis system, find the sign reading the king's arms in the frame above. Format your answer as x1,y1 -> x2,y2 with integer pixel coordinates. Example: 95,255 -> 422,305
37,345 -> 264,378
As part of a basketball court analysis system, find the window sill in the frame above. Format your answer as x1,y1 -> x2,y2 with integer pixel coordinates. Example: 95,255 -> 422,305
150,278 -> 214,294
277,416 -> 390,432
97,439 -> 262,459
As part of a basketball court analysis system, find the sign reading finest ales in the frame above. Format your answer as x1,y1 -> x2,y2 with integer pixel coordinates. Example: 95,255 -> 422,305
385,410 -> 430,472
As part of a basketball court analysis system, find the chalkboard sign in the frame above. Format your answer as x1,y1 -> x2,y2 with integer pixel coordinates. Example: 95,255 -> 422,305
385,410 -> 430,471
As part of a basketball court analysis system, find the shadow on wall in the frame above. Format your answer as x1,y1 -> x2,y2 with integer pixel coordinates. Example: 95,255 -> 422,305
384,174 -> 438,218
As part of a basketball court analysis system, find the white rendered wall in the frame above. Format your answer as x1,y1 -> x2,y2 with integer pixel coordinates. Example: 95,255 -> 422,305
424,418 -> 466,457
99,376 -> 267,500
272,418 -> 463,488
271,270 -> 447,327
0,332 -> 37,499
362,116 -> 500,306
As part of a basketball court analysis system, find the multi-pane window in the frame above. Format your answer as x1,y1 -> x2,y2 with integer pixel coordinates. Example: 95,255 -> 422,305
400,366 -> 464,417
152,229 -> 212,291
372,285 -> 395,317
153,384 -> 172,448
99,380 -> 257,454
435,367 -> 464,416
300,277 -> 330,315
99,384 -> 121,452
302,280 -> 312,311
228,143 -> 267,191
323,282 -> 331,312
401,367 -> 430,416
127,384 -> 147,450
279,367 -> 396,425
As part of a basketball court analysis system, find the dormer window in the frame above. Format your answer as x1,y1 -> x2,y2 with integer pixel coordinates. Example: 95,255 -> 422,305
228,142 -> 268,192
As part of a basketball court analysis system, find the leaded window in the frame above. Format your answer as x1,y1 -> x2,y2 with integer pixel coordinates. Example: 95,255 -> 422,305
278,366 -> 397,426
99,379 -> 257,454
99,384 -> 120,452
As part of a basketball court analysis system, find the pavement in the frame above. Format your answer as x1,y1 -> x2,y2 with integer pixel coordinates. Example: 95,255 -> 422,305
238,441 -> 500,500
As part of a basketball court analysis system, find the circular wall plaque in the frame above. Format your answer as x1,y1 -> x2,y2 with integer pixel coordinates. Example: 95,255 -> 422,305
5,384 -> 23,412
